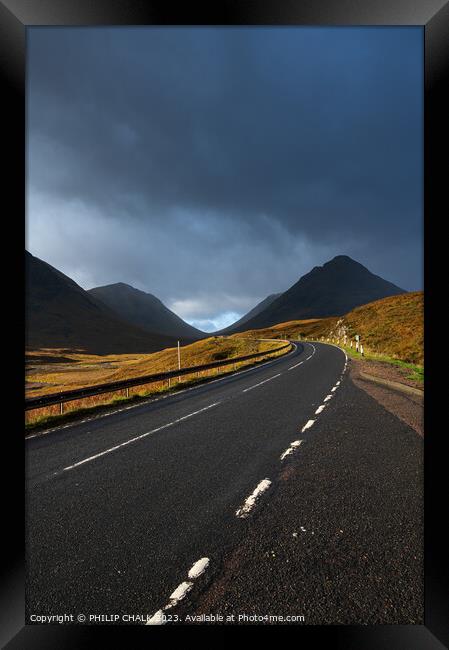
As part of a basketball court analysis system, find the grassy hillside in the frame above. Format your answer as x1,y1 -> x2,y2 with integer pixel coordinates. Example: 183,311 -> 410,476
26,336 -> 280,398
26,335 -> 286,429
233,291 -> 423,366
232,318 -> 339,345
337,291 -> 423,365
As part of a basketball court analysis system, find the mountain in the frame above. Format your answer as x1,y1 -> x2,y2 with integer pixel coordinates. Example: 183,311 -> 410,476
225,255 -> 406,332
25,251 -> 178,354
88,283 -> 205,341
217,293 -> 282,334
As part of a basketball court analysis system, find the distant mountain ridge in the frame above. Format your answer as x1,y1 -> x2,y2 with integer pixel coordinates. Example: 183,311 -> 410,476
217,293 -> 281,334
88,283 -> 204,341
224,255 -> 406,333
25,252 -> 178,354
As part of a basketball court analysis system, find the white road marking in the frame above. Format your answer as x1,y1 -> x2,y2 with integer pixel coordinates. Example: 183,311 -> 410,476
242,374 -> 281,393
280,439 -> 303,460
168,581 -> 192,603
331,386 -> 338,392
336,381 -> 341,386
288,361 -> 304,370
147,610 -> 165,625
58,402 -> 221,474
301,419 -> 315,432
236,479 -> 272,518
146,557 -> 211,625
315,404 -> 326,415
324,394 -> 333,402
188,557 -> 210,579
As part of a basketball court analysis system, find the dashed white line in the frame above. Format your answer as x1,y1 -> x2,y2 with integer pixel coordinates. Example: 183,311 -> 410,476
242,374 -> 281,393
301,419 -> 315,433
188,557 -> 210,579
323,394 -> 333,402
58,402 -> 221,474
315,404 -> 326,415
288,361 -> 304,370
168,581 -> 192,603
236,479 -> 272,518
280,439 -> 303,461
147,557 -> 210,625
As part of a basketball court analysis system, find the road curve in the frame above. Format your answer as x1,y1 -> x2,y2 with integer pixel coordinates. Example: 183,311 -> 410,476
25,340 -> 422,624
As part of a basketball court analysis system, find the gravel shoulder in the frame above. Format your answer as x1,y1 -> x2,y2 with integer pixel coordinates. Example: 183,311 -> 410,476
350,358 -> 423,437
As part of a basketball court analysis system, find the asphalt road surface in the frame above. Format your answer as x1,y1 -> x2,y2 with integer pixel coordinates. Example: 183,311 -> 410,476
25,341 -> 423,625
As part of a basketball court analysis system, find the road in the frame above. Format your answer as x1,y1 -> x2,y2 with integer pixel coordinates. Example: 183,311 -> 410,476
25,341 -> 423,624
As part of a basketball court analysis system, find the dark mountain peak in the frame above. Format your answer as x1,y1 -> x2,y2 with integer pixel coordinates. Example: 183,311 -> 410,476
328,254 -> 353,263
324,255 -> 367,269
224,255 -> 406,332
94,282 -> 159,301
88,282 -> 204,340
25,252 -> 177,354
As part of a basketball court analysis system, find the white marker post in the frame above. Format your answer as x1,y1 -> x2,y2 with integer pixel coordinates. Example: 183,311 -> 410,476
360,344 -> 364,356
177,340 -> 181,382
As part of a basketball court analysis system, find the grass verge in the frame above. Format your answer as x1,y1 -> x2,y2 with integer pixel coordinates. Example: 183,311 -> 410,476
316,341 -> 424,384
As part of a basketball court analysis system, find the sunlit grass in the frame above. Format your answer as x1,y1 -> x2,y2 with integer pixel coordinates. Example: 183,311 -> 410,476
25,341 -> 290,430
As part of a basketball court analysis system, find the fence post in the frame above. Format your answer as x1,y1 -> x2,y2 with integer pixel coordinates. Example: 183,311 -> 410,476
60,401 -> 63,415
126,387 -> 129,398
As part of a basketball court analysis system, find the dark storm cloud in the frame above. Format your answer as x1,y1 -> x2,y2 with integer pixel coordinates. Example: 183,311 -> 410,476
27,27 -> 423,329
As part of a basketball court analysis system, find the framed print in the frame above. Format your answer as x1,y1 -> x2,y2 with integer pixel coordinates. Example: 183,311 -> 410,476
1,1 -> 448,648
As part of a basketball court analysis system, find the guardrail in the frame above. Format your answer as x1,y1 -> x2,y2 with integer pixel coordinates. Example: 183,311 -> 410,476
25,340 -> 292,412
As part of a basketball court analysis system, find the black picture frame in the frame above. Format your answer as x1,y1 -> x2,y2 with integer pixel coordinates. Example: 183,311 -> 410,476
2,1 -> 448,648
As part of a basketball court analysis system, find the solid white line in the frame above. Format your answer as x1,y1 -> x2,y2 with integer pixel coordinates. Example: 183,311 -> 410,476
242,374 -> 281,393
301,419 -> 315,433
236,479 -> 272,518
59,402 -> 221,474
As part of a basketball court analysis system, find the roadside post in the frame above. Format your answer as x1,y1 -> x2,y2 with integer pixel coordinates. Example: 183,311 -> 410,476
177,340 -> 181,381
360,344 -> 364,356
355,334 -> 360,352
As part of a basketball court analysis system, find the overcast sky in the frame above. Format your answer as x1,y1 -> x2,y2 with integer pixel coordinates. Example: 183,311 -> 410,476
27,27 -> 423,331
